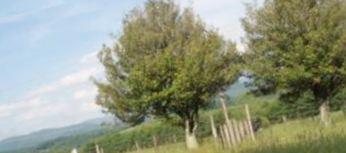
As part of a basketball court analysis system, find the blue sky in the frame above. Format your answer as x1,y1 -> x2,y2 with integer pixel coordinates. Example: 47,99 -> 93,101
0,0 -> 256,140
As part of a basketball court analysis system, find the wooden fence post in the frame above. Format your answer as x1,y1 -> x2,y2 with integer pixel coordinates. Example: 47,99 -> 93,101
223,124 -> 231,148
227,121 -> 236,146
153,135 -> 158,152
172,134 -> 177,143
71,148 -> 78,153
244,120 -> 249,136
210,114 -> 218,141
243,120 -> 250,136
219,126 -> 226,148
135,141 -> 141,152
220,95 -> 236,146
220,95 -> 230,121
153,135 -> 158,147
282,116 -> 287,123
232,119 -> 241,144
245,104 -> 256,141
238,120 -> 245,140
95,144 -> 100,153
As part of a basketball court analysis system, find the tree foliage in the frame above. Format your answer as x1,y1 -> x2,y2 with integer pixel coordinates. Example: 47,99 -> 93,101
94,0 -> 239,131
243,0 -> 346,122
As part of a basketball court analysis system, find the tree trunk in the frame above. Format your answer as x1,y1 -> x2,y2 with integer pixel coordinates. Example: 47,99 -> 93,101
185,120 -> 199,149
319,101 -> 331,126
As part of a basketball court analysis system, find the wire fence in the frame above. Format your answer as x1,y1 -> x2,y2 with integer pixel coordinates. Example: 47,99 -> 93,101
81,132 -> 186,153
74,99 -> 260,153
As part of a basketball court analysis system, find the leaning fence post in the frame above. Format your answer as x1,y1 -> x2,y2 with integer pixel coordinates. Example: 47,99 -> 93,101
95,144 -> 100,153
238,120 -> 245,140
219,126 -> 226,148
220,94 -> 230,122
135,141 -> 141,152
227,121 -> 236,146
245,104 -> 256,141
220,94 -> 236,146
223,124 -> 232,148
243,120 -> 250,136
232,119 -> 241,144
210,114 -> 218,141
71,148 -> 78,153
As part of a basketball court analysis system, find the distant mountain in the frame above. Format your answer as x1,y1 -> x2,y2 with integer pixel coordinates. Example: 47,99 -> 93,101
0,116 -> 122,153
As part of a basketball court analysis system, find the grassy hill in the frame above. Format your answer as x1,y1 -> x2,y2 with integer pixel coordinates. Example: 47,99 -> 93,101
128,112 -> 346,153
77,96 -> 282,153
0,117 -> 124,153
32,126 -> 125,153
76,90 -> 345,153
77,80 -> 253,153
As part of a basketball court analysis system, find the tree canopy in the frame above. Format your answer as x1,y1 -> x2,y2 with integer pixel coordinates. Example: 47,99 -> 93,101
243,0 -> 346,124
94,0 -> 240,148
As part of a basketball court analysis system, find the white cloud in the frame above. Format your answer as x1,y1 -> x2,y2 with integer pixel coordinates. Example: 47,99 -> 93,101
59,3 -> 100,19
1,0 -> 103,48
81,100 -> 100,112
28,67 -> 100,97
0,93 -> 102,139
0,0 -> 65,25
80,51 -> 99,64
0,97 -> 41,119
60,68 -> 95,85
73,90 -> 88,99
176,0 -> 257,51
0,50 -> 106,140
0,13 -> 27,25
0,97 -> 43,120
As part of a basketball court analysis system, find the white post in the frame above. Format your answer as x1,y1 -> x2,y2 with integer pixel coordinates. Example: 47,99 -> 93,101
220,95 -> 230,122
238,120 -> 245,140
245,104 -> 256,141
135,141 -> 141,152
282,116 -> 287,123
232,119 -> 241,143
219,126 -> 226,148
223,124 -> 231,148
71,148 -> 78,153
209,114 -> 218,140
95,144 -> 101,153
227,121 -> 236,146
153,135 -> 158,148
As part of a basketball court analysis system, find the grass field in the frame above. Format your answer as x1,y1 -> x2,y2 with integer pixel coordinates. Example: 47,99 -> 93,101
128,112 -> 346,153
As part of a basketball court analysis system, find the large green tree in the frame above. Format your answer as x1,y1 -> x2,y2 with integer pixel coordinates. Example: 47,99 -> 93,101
243,0 -> 346,125
94,0 -> 239,148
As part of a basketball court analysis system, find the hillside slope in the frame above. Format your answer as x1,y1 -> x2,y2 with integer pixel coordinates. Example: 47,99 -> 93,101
127,112 -> 346,153
0,116 -> 122,153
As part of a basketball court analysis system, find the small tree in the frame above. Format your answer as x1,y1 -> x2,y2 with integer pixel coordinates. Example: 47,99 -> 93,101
94,0 -> 239,149
243,0 -> 346,125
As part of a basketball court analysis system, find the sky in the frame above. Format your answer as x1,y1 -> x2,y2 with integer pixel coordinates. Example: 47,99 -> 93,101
0,0 -> 259,140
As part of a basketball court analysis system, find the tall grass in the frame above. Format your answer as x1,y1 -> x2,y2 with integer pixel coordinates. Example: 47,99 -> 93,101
128,112 -> 346,153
